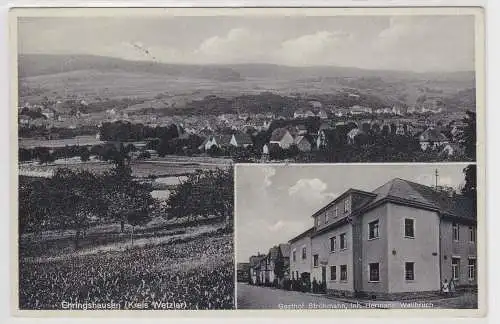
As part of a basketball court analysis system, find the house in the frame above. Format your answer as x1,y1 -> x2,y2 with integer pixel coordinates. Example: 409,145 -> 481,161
317,110 -> 329,120
317,129 -> 336,149
200,134 -> 232,151
237,263 -> 251,282
19,115 -> 31,126
238,113 -> 249,120
41,109 -> 55,120
392,104 -> 407,116
419,128 -> 449,151
269,128 -> 294,149
305,110 -> 316,118
441,143 -> 465,157
350,105 -> 372,115
294,110 -> 306,119
230,132 -> 253,148
309,101 -> 323,109
296,124 -> 308,135
294,136 -> 312,152
262,144 -> 269,155
347,128 -> 365,145
278,243 -> 291,281
395,124 -> 406,136
289,227 -> 315,282
249,254 -> 266,285
290,178 -> 476,299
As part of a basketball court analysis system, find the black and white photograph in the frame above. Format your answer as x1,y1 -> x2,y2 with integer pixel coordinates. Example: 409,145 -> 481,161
236,164 -> 478,309
11,7 -> 483,314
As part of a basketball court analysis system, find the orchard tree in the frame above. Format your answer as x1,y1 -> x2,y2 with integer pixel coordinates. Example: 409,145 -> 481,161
166,168 -> 234,226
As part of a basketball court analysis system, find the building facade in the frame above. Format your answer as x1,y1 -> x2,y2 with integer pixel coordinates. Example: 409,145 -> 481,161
287,178 -> 476,299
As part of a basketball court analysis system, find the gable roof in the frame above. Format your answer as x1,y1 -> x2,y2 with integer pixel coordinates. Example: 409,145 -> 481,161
249,255 -> 266,268
232,132 -> 253,145
420,128 -> 449,142
213,134 -> 232,145
268,246 -> 280,260
294,135 -> 310,145
270,128 -> 291,142
358,178 -> 475,222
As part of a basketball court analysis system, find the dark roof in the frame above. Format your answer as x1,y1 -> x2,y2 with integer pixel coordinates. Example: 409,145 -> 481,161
289,227 -> 315,243
237,263 -> 250,271
213,134 -> 232,145
294,135 -> 310,145
358,178 -> 475,222
318,122 -> 334,131
270,128 -> 290,142
232,132 -> 253,145
249,255 -> 266,268
419,128 -> 449,142
268,246 -> 280,260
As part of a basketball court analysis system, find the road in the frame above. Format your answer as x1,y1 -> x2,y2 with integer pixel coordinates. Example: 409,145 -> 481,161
237,283 -> 359,310
236,283 -> 478,309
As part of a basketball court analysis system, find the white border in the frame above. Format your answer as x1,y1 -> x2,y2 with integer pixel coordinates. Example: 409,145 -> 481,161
1,1 -> 495,324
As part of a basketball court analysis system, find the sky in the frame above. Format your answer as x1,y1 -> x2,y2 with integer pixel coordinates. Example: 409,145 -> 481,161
235,163 -> 471,262
18,15 -> 475,72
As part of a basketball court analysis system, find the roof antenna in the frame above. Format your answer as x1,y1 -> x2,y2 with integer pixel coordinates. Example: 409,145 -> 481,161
435,169 -> 439,188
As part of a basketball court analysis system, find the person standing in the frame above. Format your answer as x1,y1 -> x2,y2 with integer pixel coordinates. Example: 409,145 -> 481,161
442,278 -> 450,296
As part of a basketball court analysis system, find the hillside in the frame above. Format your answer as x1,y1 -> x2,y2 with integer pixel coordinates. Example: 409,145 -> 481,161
18,54 -> 243,81
18,54 -> 476,112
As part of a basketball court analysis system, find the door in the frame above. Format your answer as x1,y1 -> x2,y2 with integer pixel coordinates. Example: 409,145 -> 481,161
321,266 -> 327,293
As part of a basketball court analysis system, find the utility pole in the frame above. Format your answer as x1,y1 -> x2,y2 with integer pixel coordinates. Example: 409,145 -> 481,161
435,169 -> 439,188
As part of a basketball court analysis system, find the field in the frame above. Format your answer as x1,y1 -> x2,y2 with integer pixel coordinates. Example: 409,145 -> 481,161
19,230 -> 234,310
19,155 -> 232,178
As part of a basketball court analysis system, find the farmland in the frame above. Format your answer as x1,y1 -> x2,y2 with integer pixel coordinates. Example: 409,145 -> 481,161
19,155 -> 232,178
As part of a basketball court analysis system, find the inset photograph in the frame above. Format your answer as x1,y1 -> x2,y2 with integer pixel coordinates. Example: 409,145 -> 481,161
236,164 -> 478,309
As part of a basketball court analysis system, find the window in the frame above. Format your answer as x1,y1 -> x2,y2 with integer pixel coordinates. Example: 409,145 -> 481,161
334,206 -> 338,218
313,254 -> 319,267
468,258 -> 476,280
404,218 -> 415,238
369,220 -> 380,239
292,250 -> 296,262
340,265 -> 348,281
452,257 -> 460,281
344,199 -> 351,213
330,266 -> 337,281
369,263 -> 380,282
469,226 -> 476,243
302,247 -> 307,260
324,213 -> 328,224
315,217 -> 319,227
453,223 -> 460,241
405,262 -> 415,281
330,236 -> 336,252
340,233 -> 347,250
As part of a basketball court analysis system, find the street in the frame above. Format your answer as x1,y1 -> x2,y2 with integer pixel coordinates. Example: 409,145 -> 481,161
237,283 -> 358,310
236,283 -> 478,310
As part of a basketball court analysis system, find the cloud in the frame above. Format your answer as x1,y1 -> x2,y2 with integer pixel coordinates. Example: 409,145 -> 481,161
195,28 -> 266,63
275,30 -> 352,66
268,220 -> 285,232
288,178 -> 336,204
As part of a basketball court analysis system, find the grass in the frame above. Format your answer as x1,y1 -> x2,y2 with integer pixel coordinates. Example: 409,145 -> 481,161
19,232 -> 234,310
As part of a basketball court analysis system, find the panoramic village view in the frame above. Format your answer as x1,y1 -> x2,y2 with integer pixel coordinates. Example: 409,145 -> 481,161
16,13 -> 477,311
